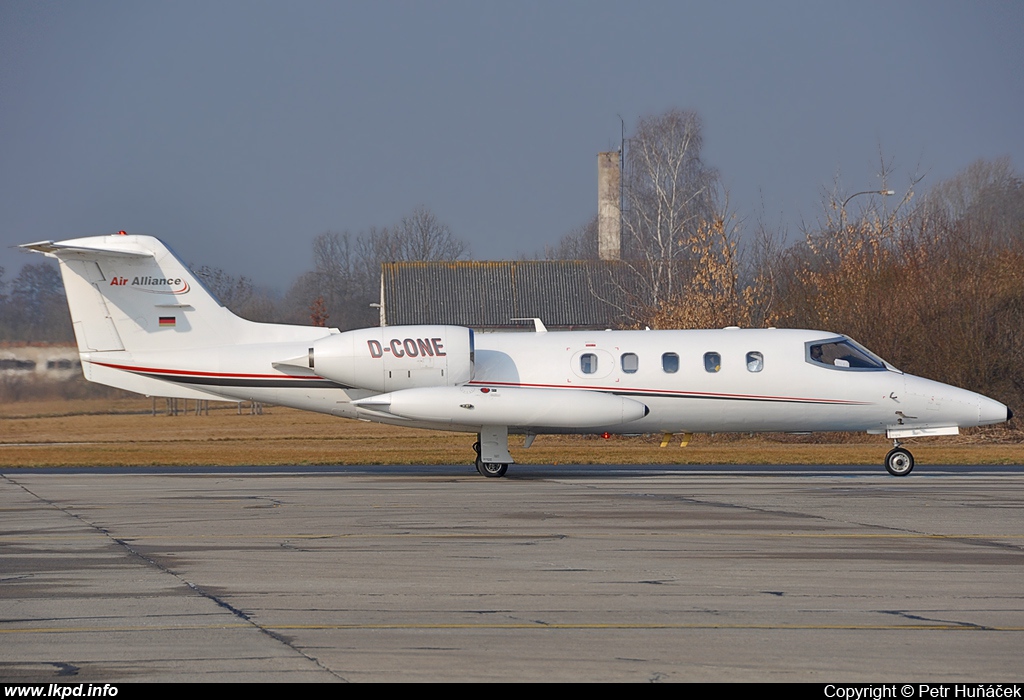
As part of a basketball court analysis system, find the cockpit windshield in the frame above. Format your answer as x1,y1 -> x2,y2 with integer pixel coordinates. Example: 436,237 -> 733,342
806,337 -> 890,371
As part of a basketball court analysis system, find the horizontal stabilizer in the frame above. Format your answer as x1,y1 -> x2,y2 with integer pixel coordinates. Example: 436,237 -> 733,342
20,240 -> 154,258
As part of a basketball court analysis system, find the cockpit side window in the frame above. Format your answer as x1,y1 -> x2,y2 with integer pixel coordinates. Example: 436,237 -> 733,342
807,339 -> 887,370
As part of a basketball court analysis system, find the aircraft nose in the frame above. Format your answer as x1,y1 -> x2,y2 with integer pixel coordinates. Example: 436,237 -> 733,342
978,395 -> 1011,426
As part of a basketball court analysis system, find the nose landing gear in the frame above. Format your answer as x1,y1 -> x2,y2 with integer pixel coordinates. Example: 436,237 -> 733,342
884,441 -> 915,476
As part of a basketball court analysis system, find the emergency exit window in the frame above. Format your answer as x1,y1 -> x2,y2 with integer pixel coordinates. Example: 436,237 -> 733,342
580,353 -> 598,374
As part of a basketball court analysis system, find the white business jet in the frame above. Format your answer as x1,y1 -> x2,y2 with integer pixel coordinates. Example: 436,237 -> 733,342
22,233 -> 1012,477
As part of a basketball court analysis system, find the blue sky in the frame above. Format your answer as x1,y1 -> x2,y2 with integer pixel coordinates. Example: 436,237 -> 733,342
2,1 -> 1022,285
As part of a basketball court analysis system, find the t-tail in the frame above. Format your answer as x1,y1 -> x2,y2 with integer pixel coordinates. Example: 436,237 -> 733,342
20,232 -> 331,399
22,233 -> 250,352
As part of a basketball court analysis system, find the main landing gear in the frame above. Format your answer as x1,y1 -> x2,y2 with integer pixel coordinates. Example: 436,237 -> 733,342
473,441 -> 508,477
471,427 -> 514,477
884,441 -> 915,476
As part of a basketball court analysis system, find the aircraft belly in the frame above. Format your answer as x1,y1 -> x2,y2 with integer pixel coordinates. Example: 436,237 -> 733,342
222,386 -> 356,415
636,395 -> 884,434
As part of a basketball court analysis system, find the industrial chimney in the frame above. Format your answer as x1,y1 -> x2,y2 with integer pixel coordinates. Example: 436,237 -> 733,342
597,151 -> 621,261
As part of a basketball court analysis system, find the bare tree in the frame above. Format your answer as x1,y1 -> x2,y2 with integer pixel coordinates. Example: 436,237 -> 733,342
193,266 -> 254,309
312,230 -> 357,299
392,206 -> 470,261
918,157 -> 1016,223
307,230 -> 377,330
193,265 -> 281,323
293,208 -> 469,331
916,156 -> 1023,249
545,216 -> 599,260
738,207 -> 789,329
620,109 -> 724,318
1,262 -> 73,342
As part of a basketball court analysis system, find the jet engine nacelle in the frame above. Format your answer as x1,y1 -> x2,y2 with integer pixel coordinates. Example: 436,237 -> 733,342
306,325 -> 474,392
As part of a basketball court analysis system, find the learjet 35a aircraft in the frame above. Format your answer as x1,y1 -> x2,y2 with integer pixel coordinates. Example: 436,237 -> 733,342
23,233 -> 1012,477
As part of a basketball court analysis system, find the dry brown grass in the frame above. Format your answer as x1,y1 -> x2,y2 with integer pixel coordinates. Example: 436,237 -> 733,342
1,398 -> 1021,468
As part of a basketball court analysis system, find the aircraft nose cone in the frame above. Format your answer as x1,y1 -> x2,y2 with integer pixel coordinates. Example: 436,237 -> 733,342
978,396 -> 1012,426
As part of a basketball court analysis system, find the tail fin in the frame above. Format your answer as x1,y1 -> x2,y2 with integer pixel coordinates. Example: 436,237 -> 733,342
22,233 -> 332,402
21,234 -> 253,353
22,233 -> 330,353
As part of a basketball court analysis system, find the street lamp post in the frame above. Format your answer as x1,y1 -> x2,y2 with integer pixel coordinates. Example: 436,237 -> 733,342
839,189 -> 895,234
369,302 -> 385,327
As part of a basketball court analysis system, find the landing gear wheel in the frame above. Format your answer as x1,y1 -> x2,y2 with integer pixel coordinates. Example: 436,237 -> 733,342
472,433 -> 509,477
475,458 -> 508,478
885,447 -> 914,476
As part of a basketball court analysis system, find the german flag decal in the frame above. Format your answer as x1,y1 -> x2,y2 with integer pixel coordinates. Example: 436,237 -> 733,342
158,316 -> 176,327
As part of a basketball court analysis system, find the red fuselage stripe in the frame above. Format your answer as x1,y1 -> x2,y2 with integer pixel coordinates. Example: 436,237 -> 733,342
89,362 -> 870,404
465,380 -> 869,405
89,361 -> 323,380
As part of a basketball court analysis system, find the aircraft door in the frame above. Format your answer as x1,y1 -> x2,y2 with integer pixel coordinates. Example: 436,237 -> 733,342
570,348 -> 614,380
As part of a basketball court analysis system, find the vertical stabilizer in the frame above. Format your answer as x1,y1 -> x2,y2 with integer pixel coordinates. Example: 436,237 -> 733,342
21,234 -> 248,352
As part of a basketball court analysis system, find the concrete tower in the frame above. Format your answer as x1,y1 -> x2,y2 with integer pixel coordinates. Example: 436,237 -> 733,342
597,151 -> 621,261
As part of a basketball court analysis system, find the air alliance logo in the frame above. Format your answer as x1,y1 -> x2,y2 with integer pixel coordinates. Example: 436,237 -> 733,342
109,275 -> 190,294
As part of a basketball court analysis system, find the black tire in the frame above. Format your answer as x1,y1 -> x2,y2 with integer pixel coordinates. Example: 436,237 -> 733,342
885,447 -> 914,476
475,458 -> 508,478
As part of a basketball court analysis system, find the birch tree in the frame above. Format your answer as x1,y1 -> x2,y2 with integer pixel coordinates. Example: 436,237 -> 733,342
621,109 -> 723,315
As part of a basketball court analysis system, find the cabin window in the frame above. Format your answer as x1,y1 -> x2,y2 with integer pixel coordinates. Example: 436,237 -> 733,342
662,352 -> 679,373
621,353 -> 639,374
807,338 -> 887,370
704,352 -> 721,373
746,351 -> 764,373
580,353 -> 598,374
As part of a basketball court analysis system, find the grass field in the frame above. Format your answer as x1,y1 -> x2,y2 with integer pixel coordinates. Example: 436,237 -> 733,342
1,397 -> 1021,469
